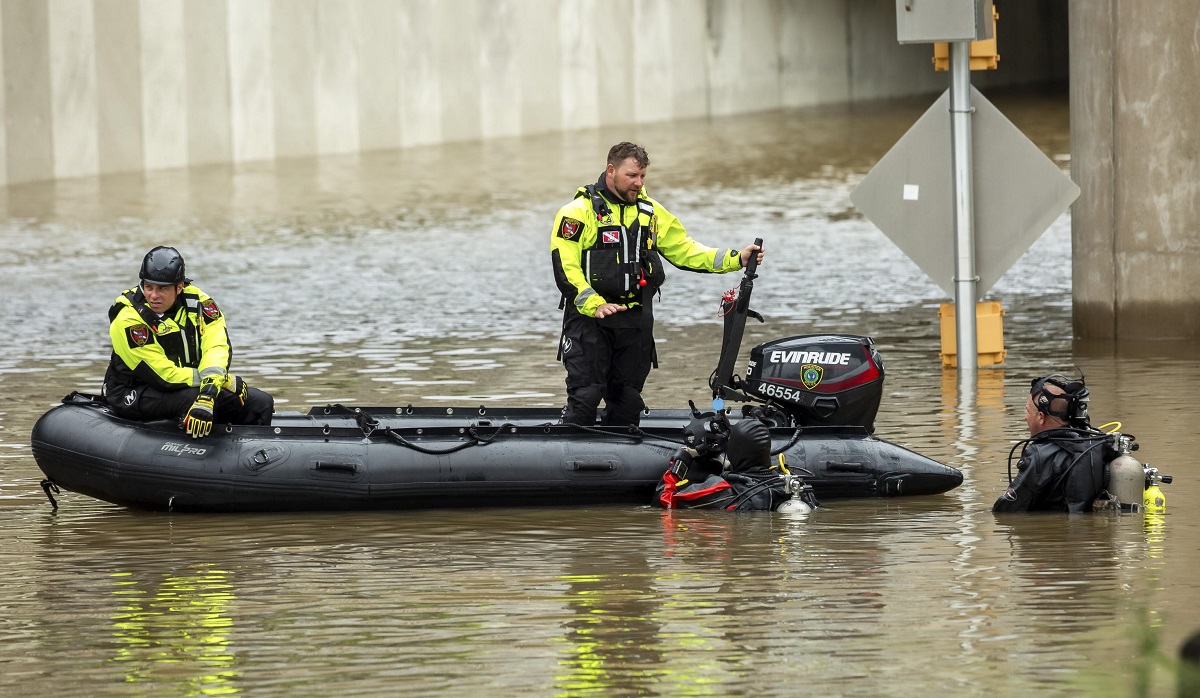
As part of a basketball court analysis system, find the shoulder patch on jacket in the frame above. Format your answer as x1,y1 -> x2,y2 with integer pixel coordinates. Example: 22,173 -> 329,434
557,217 -> 583,240
126,325 -> 153,348
200,299 -> 222,321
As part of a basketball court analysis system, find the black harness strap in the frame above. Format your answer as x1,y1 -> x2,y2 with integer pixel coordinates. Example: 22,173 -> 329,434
556,302 -> 568,362
116,289 -> 166,332
582,184 -> 611,221
114,289 -> 204,366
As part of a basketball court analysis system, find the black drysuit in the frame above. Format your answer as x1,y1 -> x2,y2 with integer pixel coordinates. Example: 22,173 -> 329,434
992,430 -> 1109,513
656,420 -> 793,511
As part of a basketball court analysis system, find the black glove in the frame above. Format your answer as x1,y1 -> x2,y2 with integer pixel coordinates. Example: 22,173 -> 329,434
183,379 -> 219,438
224,374 -> 249,406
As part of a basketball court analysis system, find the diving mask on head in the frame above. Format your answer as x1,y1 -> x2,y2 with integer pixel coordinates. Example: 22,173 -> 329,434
1030,373 -> 1090,426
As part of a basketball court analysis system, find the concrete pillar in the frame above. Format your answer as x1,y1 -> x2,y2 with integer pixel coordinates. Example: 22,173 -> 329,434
1070,0 -> 1200,338
3,0 -> 54,184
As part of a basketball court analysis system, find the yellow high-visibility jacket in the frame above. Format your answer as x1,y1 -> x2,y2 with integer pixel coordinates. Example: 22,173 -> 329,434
550,180 -> 742,317
104,285 -> 233,396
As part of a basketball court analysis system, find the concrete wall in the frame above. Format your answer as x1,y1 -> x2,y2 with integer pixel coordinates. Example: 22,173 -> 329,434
0,0 -> 1065,187
1070,0 -> 1200,338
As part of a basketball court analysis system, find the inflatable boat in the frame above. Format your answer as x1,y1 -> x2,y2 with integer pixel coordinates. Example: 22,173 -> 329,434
31,393 -> 961,512
30,249 -> 962,512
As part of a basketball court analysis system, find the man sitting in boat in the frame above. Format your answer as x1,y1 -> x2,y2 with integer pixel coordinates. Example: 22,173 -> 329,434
657,419 -> 808,512
103,246 -> 273,438
992,374 -> 1110,513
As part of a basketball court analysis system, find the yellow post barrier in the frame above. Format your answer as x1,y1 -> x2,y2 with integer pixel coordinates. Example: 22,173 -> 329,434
938,301 -> 1006,367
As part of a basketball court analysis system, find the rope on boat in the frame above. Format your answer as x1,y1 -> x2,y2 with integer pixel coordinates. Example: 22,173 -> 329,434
337,403 -> 786,456
566,422 -> 683,445
379,422 -> 516,456
344,408 -> 515,455
770,426 -> 804,457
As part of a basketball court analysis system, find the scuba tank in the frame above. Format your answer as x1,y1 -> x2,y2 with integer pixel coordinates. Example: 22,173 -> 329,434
775,474 -> 817,514
1102,431 -> 1172,513
1106,432 -> 1145,512
1143,467 -> 1170,514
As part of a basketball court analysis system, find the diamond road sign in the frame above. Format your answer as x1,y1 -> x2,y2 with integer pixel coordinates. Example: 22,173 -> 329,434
849,86 -> 1080,298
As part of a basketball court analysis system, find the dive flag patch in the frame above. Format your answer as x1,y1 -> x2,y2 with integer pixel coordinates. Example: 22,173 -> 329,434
601,230 -> 620,244
558,217 -> 583,240
200,299 -> 222,320
127,325 -> 152,348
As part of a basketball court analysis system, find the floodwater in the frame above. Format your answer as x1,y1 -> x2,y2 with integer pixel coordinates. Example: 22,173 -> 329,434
2,85 -> 1198,696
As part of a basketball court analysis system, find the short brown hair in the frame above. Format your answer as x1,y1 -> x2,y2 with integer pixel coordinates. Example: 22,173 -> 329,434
607,142 -> 649,169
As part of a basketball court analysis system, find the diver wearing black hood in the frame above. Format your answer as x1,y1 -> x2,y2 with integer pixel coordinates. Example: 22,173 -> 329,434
720,420 -> 792,511
656,419 -> 797,511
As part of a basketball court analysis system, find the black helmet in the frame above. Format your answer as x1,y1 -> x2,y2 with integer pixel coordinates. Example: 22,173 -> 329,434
140,246 -> 187,285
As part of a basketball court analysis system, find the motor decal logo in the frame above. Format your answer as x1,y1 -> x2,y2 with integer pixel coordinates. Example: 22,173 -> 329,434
558,217 -> 583,240
201,299 -> 222,320
161,442 -> 208,457
769,350 -> 852,366
801,363 -> 823,390
1002,487 -> 1017,501
602,230 -> 620,244
127,325 -> 151,347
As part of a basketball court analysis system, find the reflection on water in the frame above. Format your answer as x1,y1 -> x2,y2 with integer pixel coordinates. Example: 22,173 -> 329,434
3,86 -> 1200,695
110,566 -> 239,693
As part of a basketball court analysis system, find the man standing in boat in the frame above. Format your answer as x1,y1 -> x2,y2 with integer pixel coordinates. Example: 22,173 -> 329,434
104,246 -> 273,437
992,374 -> 1109,513
550,142 -> 763,427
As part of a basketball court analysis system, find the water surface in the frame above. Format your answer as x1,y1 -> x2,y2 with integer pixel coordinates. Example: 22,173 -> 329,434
2,86 -> 1196,696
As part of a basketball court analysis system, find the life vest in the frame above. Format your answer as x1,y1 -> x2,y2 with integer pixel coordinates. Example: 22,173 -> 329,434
572,184 -> 666,303
108,288 -> 207,368
103,285 -> 230,398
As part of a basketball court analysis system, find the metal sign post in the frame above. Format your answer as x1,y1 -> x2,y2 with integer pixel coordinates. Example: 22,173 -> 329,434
949,41 -> 977,386
854,1 -> 1079,394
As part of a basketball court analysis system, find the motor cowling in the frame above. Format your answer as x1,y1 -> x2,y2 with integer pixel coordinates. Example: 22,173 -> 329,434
744,334 -> 884,431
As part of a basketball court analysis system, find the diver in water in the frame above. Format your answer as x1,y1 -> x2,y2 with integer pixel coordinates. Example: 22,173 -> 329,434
993,374 -> 1112,513
656,418 -> 813,511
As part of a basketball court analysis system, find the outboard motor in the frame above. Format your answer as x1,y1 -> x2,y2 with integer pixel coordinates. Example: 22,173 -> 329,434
743,335 -> 885,432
